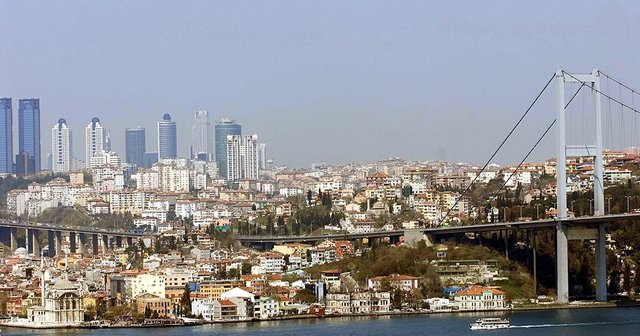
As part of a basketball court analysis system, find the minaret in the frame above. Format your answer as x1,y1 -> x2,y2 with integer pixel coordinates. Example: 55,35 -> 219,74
40,252 -> 45,306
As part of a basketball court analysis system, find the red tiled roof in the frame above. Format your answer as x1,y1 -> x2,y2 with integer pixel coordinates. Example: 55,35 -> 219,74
455,284 -> 504,296
219,300 -> 236,306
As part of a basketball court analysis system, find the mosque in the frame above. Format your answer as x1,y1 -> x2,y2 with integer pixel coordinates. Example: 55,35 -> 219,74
25,253 -> 84,326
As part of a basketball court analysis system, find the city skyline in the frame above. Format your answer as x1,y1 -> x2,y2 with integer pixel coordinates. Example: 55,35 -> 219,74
4,2 -> 640,168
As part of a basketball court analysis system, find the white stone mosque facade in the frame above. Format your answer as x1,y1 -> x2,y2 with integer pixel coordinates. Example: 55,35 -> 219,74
27,275 -> 84,325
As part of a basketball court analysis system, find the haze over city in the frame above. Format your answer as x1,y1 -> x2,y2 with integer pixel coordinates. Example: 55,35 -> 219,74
4,1 -> 640,335
3,1 -> 640,167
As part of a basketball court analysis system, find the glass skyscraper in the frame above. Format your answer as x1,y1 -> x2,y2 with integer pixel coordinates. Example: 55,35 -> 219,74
0,98 -> 13,173
125,127 -> 146,168
157,113 -> 177,160
215,118 -> 241,177
192,110 -> 212,160
18,98 -> 41,174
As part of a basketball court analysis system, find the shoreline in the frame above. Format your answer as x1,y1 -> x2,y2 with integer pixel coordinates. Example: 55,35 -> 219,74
3,301 -> 640,330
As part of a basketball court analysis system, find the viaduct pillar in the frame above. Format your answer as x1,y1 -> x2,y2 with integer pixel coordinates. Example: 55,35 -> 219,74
69,232 -> 77,253
101,234 -> 109,254
29,229 -> 40,256
92,234 -> 99,255
47,231 -> 56,257
79,233 -> 88,255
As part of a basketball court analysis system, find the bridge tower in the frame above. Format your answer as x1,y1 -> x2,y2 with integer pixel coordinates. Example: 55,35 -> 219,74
556,69 -> 606,303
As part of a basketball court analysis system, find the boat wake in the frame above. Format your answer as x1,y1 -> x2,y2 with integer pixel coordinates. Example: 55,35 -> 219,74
510,321 -> 640,329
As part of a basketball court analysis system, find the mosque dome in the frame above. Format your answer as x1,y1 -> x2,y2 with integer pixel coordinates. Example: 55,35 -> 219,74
14,247 -> 28,257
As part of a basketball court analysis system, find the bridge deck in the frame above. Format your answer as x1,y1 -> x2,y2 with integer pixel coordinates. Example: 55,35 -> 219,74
0,219 -> 146,238
235,213 -> 640,244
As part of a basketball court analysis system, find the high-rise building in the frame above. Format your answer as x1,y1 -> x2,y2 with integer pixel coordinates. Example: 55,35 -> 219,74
144,152 -> 158,168
0,98 -> 13,173
257,143 -> 267,170
18,98 -> 41,173
51,118 -> 72,173
226,134 -> 259,181
125,127 -> 146,168
215,118 -> 241,177
192,110 -> 212,160
158,113 -> 177,160
85,117 -> 105,165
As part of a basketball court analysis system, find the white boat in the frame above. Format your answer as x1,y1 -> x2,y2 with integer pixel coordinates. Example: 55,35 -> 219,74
470,317 -> 510,330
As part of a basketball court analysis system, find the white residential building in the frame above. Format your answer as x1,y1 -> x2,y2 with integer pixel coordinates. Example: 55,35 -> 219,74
254,296 -> 279,319
89,151 -> 121,168
226,134 -> 259,181
51,118 -> 73,173
85,117 -> 105,166
130,273 -> 166,299
258,253 -> 285,274
454,285 -> 506,311
109,191 -> 147,215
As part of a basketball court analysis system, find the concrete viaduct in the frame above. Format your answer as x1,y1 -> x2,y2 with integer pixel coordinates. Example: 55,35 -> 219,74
0,219 -> 146,257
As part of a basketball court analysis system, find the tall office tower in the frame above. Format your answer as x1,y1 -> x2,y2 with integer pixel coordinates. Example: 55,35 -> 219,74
226,134 -> 259,181
0,98 -> 13,173
85,117 -> 105,165
51,118 -> 72,173
18,98 -> 41,174
192,110 -> 213,160
158,113 -> 177,160
144,152 -> 158,168
256,143 -> 267,170
125,127 -> 146,167
215,118 -> 241,177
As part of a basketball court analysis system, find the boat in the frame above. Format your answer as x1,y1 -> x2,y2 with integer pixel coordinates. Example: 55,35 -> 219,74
469,317 -> 510,330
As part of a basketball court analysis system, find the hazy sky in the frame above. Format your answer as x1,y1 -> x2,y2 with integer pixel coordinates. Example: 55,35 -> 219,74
2,1 -> 640,168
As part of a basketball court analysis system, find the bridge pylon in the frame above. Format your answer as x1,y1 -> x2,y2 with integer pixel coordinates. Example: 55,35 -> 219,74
556,69 -> 606,303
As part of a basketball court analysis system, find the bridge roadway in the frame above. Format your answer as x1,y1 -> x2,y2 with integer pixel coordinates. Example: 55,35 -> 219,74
0,219 -> 146,257
238,213 -> 640,304
235,213 -> 640,245
0,219 -> 145,237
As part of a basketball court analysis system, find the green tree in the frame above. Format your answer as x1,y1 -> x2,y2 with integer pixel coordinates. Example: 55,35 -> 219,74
266,215 -> 274,236
180,284 -> 192,316
401,185 -> 413,198
391,289 -> 403,310
623,262 -> 632,294
293,288 -> 317,303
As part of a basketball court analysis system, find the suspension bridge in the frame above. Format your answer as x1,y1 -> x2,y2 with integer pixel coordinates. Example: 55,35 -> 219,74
238,68 -> 640,304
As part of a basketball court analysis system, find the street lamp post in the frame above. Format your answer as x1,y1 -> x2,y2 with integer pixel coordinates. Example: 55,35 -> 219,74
535,204 -> 541,220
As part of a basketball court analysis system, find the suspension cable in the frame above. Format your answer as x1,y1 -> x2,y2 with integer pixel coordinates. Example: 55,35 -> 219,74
599,70 -> 640,98
564,71 -> 640,115
487,82 -> 587,208
436,73 -> 556,227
